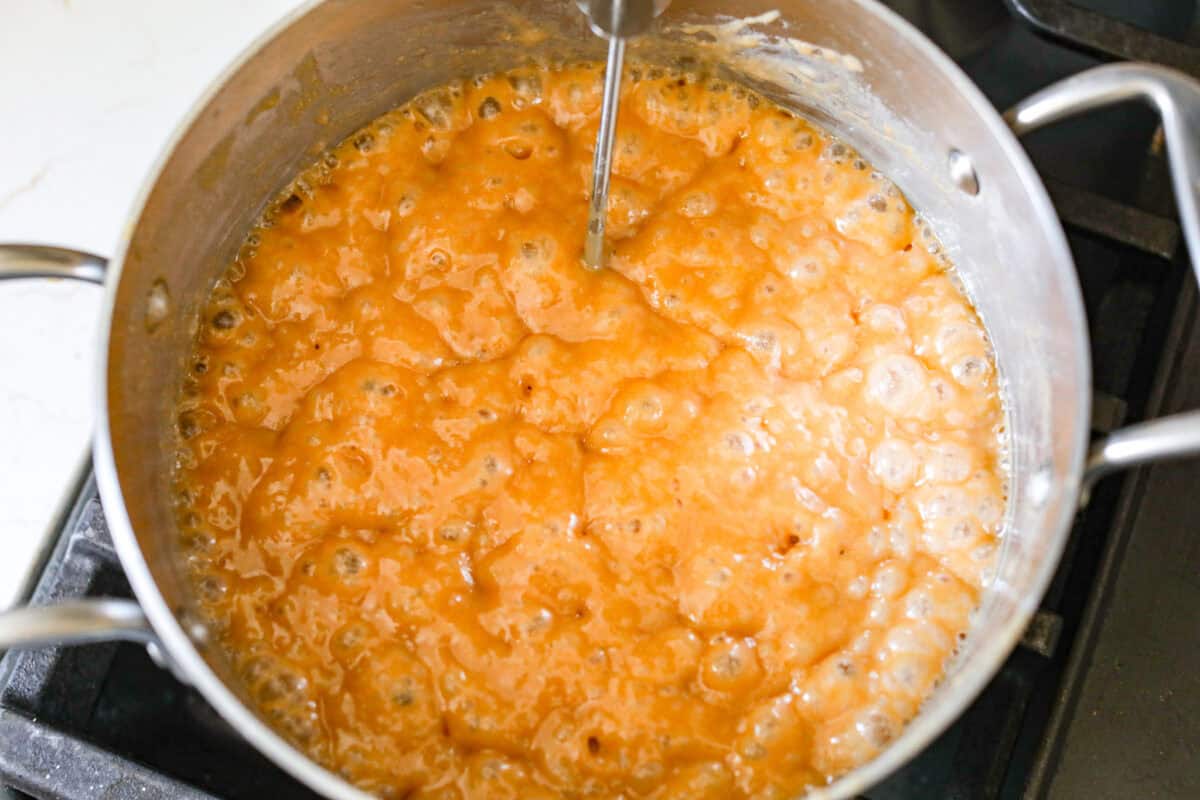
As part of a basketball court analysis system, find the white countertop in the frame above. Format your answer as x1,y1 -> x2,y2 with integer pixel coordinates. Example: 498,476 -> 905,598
0,0 -> 306,607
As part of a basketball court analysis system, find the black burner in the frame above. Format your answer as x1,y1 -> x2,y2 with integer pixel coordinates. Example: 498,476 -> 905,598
3,2 -> 1199,798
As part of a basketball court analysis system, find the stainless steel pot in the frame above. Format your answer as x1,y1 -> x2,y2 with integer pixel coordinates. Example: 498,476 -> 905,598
3,1 -> 1200,797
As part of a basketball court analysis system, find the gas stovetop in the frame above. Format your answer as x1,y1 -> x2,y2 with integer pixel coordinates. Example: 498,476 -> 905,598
3,2 -> 1198,798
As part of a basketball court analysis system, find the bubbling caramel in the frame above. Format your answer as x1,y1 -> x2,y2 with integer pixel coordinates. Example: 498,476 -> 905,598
174,61 -> 1004,798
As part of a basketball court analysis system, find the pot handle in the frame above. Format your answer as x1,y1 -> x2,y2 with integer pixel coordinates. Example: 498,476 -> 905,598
1005,63 -> 1200,501
0,244 -> 155,651
0,600 -> 152,649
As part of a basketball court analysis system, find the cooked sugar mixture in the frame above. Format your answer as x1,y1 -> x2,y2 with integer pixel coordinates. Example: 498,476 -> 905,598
174,62 -> 1005,799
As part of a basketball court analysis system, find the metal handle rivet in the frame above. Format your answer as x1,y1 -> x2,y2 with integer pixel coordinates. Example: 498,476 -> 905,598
949,149 -> 980,196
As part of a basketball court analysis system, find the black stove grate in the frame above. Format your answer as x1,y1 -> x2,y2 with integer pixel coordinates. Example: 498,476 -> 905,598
3,2 -> 1198,798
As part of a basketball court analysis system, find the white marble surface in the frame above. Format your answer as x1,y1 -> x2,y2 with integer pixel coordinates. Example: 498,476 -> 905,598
0,0 -> 305,607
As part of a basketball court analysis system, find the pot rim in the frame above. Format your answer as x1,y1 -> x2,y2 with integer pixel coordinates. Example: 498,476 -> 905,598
90,1 -> 1090,798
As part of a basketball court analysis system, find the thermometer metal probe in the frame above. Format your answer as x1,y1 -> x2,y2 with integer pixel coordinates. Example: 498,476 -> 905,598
580,0 -> 668,269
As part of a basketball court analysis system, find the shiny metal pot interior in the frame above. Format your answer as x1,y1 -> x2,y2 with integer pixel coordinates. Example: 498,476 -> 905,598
4,1 -> 1200,797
